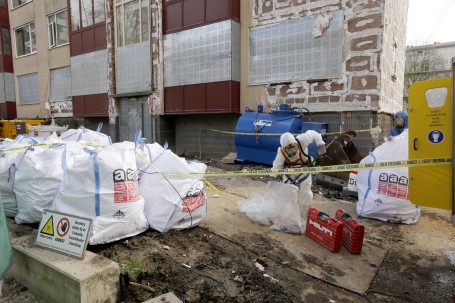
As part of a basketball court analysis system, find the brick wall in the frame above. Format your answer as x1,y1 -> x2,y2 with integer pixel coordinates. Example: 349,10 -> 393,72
252,0 -> 407,114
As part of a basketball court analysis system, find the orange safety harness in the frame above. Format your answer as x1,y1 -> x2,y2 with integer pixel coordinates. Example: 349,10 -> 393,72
279,139 -> 311,185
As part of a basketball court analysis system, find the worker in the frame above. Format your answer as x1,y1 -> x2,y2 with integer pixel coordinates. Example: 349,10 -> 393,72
387,111 -> 408,141
272,131 -> 326,221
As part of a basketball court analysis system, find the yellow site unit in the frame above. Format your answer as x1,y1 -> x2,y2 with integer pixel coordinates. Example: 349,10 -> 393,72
0,120 -> 44,140
407,77 -> 452,210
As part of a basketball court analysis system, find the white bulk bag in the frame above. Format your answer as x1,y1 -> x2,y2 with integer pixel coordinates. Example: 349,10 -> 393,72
356,130 -> 421,224
14,145 -> 65,224
51,145 -> 149,245
0,142 -> 27,217
111,140 -> 164,172
139,148 -> 207,232
59,123 -> 111,146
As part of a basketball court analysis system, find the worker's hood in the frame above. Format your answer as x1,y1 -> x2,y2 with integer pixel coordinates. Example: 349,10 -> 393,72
280,132 -> 297,148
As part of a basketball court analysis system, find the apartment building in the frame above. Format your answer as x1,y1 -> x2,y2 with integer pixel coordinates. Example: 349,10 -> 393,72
4,0 -> 409,158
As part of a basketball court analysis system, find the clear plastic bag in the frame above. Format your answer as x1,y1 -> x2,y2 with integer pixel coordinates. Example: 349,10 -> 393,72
237,181 -> 304,234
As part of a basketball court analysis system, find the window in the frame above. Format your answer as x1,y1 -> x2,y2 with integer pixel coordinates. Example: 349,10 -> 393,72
50,66 -> 71,102
15,22 -> 36,57
11,0 -> 31,9
18,72 -> 39,105
48,10 -> 69,48
70,0 -> 106,31
0,0 -> 7,7
2,28 -> 11,55
115,0 -> 149,47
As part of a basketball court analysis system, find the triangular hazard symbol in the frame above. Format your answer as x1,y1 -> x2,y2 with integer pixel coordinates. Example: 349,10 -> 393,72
40,215 -> 54,236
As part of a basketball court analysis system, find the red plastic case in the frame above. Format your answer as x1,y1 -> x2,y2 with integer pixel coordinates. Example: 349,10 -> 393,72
306,207 -> 343,253
335,208 -> 365,254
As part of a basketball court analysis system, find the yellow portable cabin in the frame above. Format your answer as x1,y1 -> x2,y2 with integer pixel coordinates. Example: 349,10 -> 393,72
407,77 -> 453,225
0,120 -> 45,140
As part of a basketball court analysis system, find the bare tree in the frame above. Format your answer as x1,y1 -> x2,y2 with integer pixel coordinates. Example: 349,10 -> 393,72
404,45 -> 445,95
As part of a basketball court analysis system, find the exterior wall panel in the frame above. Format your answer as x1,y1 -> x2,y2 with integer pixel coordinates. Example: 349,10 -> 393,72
184,83 -> 205,111
163,0 -> 239,34
0,102 -> 16,119
183,0 -> 205,27
71,50 -> 108,96
70,25 -> 107,56
163,1 -> 183,33
164,81 -> 240,114
115,42 -> 151,94
73,93 -> 108,117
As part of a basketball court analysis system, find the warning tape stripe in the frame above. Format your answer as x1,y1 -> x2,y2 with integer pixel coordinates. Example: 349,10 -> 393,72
202,126 -> 381,137
163,157 -> 452,176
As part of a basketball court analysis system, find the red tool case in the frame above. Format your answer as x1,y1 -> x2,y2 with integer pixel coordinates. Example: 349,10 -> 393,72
335,208 -> 364,254
305,207 -> 343,253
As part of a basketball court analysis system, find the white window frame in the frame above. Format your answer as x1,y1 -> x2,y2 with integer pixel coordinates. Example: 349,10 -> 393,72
115,0 -> 150,47
10,0 -> 31,9
48,10 -> 69,49
14,22 -> 36,58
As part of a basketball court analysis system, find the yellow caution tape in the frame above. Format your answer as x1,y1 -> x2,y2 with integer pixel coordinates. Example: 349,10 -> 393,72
163,157 -> 452,177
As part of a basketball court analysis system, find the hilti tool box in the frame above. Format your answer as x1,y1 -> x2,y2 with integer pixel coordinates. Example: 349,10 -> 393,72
335,208 -> 365,254
306,207 -> 343,253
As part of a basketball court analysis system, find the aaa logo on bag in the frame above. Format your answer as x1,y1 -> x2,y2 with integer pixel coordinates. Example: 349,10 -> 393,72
113,168 -> 140,203
377,173 -> 408,199
182,193 -> 206,212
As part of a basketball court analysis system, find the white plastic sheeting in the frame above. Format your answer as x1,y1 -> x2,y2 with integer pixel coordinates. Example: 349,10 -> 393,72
238,181 -> 304,234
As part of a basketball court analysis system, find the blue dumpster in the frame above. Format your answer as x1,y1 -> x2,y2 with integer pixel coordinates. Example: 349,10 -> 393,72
235,105 -> 328,165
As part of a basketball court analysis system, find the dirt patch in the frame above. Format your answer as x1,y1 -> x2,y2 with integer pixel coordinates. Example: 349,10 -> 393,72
91,228 -> 297,302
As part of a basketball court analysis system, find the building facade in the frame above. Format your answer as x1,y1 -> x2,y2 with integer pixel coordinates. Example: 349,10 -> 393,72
4,0 -> 409,158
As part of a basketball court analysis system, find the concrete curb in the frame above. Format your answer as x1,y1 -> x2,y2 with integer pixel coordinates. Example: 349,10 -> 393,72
6,219 -> 120,303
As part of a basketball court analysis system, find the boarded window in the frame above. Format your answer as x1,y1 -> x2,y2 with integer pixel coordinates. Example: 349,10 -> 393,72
50,66 -> 71,102
18,73 -> 39,105
249,10 -> 343,85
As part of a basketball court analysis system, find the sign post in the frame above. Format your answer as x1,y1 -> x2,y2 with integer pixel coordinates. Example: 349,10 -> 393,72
35,210 -> 92,260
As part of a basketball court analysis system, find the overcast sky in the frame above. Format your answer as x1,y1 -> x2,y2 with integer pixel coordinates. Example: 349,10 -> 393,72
406,0 -> 455,45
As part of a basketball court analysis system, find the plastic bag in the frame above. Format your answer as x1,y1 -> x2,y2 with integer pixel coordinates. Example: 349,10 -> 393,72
356,130 -> 421,224
238,181 -> 304,234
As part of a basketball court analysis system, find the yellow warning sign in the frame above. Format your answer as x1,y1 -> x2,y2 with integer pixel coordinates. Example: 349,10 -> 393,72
40,215 -> 54,236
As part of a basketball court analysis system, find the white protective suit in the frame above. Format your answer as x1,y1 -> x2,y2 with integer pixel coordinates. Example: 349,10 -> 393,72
272,131 -> 326,219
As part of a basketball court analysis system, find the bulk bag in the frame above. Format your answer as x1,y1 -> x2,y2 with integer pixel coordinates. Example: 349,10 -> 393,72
14,144 -> 65,224
51,144 -> 149,245
138,147 -> 207,232
0,142 -> 27,218
356,130 -> 421,224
